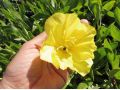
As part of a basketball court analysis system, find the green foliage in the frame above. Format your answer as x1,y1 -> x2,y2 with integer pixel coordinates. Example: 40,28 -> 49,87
114,7 -> 120,26
0,0 -> 120,89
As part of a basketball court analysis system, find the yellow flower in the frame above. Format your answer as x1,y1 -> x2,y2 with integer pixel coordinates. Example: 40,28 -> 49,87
40,13 -> 96,76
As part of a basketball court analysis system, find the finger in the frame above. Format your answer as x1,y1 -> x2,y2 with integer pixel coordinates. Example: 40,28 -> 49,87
50,64 -> 68,82
80,19 -> 90,24
29,31 -> 47,45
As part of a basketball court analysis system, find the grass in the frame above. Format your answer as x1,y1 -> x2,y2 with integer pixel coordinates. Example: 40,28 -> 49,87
0,0 -> 120,89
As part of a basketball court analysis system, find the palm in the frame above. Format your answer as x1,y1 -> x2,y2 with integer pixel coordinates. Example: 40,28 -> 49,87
2,32 -> 68,89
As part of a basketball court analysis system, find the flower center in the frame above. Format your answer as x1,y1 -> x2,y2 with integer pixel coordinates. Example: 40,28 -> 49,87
63,47 -> 66,51
56,46 -> 70,59
57,46 -> 67,51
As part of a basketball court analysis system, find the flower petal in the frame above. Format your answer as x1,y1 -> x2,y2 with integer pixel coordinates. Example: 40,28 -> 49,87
40,45 -> 54,63
52,49 -> 75,70
70,24 -> 96,61
44,31 -> 56,46
65,21 -> 96,48
71,41 -> 96,60
45,13 -> 66,45
40,45 -> 74,70
73,59 -> 93,76
52,54 -> 73,70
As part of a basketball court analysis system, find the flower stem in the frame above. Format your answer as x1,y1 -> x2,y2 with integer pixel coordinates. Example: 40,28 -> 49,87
62,72 -> 75,89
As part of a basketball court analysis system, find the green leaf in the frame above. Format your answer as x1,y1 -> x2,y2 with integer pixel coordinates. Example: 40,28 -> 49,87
77,83 -> 88,89
104,39 -> 113,52
109,23 -> 120,42
109,69 -> 120,80
103,1 -> 115,11
97,47 -> 106,60
99,26 -> 109,39
88,0 -> 102,27
107,53 -> 120,69
93,4 -> 100,18
112,55 -> 120,69
107,52 -> 114,68
107,11 -> 114,18
71,2 -> 82,11
61,6 -> 70,12
114,7 -> 120,26
110,42 -> 118,50
0,53 -> 9,65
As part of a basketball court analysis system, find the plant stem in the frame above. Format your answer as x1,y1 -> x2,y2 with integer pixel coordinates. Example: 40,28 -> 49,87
62,72 -> 75,89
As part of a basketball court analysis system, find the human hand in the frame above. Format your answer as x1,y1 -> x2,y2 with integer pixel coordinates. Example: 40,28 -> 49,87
0,19 -> 89,89
0,32 -> 68,89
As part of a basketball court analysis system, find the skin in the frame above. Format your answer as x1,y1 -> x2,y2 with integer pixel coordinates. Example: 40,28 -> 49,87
0,19 -> 88,89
